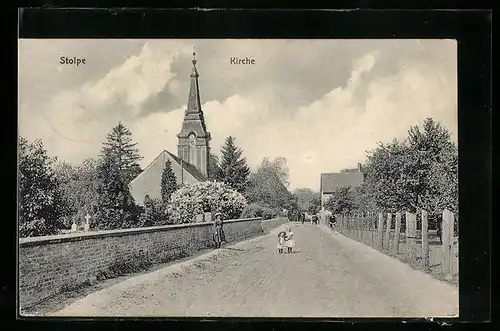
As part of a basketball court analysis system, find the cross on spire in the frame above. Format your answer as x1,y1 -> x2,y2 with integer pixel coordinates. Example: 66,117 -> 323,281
192,46 -> 197,66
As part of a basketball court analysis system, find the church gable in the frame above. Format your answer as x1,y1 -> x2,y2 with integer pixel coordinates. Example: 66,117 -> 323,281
129,150 -> 206,206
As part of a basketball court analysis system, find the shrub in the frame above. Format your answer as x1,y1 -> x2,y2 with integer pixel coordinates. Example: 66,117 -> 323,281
241,203 -> 276,220
168,181 -> 247,223
139,197 -> 170,227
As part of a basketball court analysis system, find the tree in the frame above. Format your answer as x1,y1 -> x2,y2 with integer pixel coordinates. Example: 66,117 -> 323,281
161,159 -> 178,203
407,118 -> 458,215
53,158 -> 101,229
361,118 -> 458,216
307,195 -> 322,214
293,188 -> 321,212
94,123 -> 143,230
208,152 -> 223,181
324,186 -> 356,215
99,122 -> 143,184
245,157 -> 295,212
219,136 -> 251,193
18,136 -> 67,237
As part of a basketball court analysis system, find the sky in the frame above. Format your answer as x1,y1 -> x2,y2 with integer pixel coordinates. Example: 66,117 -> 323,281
18,39 -> 457,191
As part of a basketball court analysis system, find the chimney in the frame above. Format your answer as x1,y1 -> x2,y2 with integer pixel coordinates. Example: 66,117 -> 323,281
357,163 -> 362,172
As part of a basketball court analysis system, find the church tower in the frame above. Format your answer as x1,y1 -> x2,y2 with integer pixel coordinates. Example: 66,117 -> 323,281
177,49 -> 211,177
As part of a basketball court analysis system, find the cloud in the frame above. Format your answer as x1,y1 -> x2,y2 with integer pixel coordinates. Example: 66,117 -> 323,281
19,41 -> 191,164
18,40 -> 457,191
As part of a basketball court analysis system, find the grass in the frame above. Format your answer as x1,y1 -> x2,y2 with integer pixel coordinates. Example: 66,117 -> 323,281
341,229 -> 458,286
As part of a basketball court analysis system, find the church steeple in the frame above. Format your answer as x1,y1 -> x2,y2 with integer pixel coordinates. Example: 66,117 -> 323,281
186,49 -> 202,114
177,47 -> 211,178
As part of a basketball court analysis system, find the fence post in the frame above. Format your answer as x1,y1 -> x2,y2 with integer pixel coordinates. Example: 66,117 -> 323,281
421,209 -> 429,270
370,213 -> 375,246
353,214 -> 357,239
442,209 -> 454,280
384,213 -> 392,250
393,212 -> 401,254
362,213 -> 367,243
377,213 -> 384,249
357,214 -> 361,240
406,211 -> 417,260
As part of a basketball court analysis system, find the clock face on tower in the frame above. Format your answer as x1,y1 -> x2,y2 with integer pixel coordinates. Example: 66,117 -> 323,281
189,133 -> 196,146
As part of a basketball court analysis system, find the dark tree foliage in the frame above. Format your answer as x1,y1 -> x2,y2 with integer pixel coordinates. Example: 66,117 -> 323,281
208,152 -> 224,181
94,123 -> 144,230
219,136 -> 251,193
139,195 -> 167,227
18,136 -> 67,237
161,159 -> 178,203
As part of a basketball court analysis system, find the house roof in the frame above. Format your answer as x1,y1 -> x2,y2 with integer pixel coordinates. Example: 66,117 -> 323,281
320,171 -> 363,194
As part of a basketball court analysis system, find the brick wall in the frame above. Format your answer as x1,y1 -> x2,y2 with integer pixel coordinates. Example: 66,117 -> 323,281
18,217 -> 267,310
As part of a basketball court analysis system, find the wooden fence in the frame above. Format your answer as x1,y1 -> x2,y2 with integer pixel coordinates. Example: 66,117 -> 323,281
334,209 -> 458,281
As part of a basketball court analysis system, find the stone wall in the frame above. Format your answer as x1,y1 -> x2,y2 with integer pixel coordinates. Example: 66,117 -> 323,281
19,217 -> 266,310
262,217 -> 288,233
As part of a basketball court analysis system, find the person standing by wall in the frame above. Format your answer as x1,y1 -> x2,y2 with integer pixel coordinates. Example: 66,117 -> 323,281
213,212 -> 227,248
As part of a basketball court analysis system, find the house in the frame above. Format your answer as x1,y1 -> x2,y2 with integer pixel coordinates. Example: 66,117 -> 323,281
128,50 -> 210,205
320,163 -> 364,209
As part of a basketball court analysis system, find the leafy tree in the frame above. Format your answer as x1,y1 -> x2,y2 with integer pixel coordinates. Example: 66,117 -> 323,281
208,152 -> 223,181
54,158 -> 101,229
407,118 -> 458,215
307,195 -> 322,214
94,123 -> 143,230
361,118 -> 457,217
161,159 -> 178,203
219,136 -> 251,193
245,157 -> 295,212
324,186 -> 356,215
18,136 -> 67,237
293,188 -> 321,213
362,138 -> 416,213
351,185 -> 378,214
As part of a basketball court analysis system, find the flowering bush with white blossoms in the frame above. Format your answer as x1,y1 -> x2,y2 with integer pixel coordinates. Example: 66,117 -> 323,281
168,181 -> 248,224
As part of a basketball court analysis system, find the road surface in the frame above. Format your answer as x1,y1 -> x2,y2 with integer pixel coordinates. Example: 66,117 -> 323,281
53,223 -> 458,318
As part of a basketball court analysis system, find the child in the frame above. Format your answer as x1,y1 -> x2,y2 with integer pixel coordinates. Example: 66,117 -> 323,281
284,227 -> 296,253
277,231 -> 286,254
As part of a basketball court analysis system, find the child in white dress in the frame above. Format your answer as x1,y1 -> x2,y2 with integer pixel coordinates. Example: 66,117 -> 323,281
277,231 -> 286,253
284,227 -> 296,253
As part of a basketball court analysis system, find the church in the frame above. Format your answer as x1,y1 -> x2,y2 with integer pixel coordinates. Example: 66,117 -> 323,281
129,51 -> 210,205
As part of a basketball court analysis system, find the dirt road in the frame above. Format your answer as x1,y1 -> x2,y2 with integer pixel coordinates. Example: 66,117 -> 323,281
53,223 -> 458,318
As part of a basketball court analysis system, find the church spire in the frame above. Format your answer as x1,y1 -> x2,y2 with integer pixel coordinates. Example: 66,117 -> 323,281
187,47 -> 202,114
177,47 -> 211,178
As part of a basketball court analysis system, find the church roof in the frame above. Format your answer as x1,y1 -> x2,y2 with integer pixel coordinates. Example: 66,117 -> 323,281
164,151 -> 206,182
128,150 -> 207,205
320,171 -> 364,194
